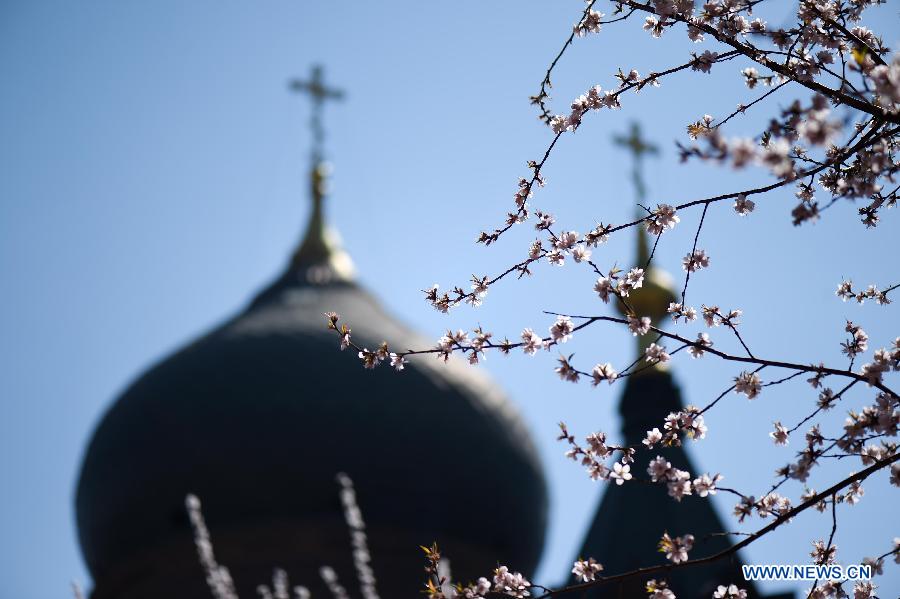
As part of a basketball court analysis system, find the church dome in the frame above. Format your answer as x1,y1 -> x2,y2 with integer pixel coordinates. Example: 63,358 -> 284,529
75,164 -> 548,598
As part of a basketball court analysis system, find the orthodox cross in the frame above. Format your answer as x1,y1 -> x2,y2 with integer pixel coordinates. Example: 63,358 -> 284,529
611,127 -> 673,370
289,65 -> 345,163
613,121 -> 659,203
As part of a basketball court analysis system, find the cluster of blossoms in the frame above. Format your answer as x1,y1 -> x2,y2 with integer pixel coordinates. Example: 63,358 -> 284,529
837,393 -> 900,470
424,547 -> 533,599
690,50 -> 719,74
733,194 -> 755,215
551,78 -> 628,134
733,491 -> 792,523
779,423 -> 828,483
700,305 -> 742,328
549,315 -> 575,343
859,338 -> 900,385
869,54 -> 900,111
836,280 -> 895,305
627,314 -> 652,336
647,455 -> 721,501
681,248 -> 710,272
570,557 -> 604,582
645,578 -> 676,599
841,321 -> 869,359
559,424 -> 634,483
424,284 -> 463,314
806,580 -> 878,599
666,302 -> 697,324
713,584 -> 747,599
769,421 -> 789,445
591,362 -> 619,386
733,370 -> 762,399
487,567 -> 531,599
538,222 -> 616,268
811,539 -> 838,566
356,342 -> 393,370
594,266 -> 645,303
642,405 -> 708,448
658,532 -> 695,564
645,342 -> 670,364
573,8 -> 604,37
685,92 -> 896,226
688,332 -> 713,357
646,204 -> 680,235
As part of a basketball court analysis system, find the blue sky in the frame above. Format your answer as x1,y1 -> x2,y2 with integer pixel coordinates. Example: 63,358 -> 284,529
1,1 -> 899,597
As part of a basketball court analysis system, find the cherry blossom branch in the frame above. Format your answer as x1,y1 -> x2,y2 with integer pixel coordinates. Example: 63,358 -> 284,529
531,0 -> 611,125
449,123 -> 896,312
548,313 -> 898,398
679,203 -> 708,307
714,79 -> 789,129
532,452 -> 899,598
478,51 -> 742,247
810,6 -> 887,67
618,0 -> 900,125
787,380 -> 857,435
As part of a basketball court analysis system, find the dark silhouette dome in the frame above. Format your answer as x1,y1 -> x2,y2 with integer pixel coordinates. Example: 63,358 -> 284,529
75,166 -> 548,598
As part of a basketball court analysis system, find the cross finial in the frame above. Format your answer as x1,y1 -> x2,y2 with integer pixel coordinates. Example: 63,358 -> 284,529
613,121 -> 658,202
285,65 -> 355,284
289,65 -> 345,163
612,123 -> 675,373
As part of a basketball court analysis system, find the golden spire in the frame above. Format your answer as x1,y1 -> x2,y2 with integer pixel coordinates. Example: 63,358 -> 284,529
613,123 -> 676,374
287,65 -> 355,284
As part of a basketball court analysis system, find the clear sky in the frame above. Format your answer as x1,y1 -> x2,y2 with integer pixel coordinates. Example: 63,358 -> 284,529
1,1 -> 899,597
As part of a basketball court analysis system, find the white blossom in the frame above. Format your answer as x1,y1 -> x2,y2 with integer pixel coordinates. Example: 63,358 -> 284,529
853,581 -> 877,599
574,9 -> 605,37
463,578 -> 491,599
692,50 -> 718,73
643,427 -> 663,448
688,332 -> 712,358
610,462 -> 632,485
734,371 -> 762,399
571,558 -> 603,582
521,328 -> 543,355
389,353 -> 407,371
645,343 -> 671,363
591,362 -> 618,386
628,315 -> 652,336
769,421 -> 789,445
555,230 -> 579,251
646,579 -> 676,599
713,585 -> 747,599
646,204 -> 680,235
618,267 -> 645,296
692,473 -> 721,497
810,540 -> 837,565
572,245 -> 592,263
594,277 -> 613,303
492,566 -> 531,598
682,248 -> 710,272
659,532 -> 694,563
731,139 -> 756,168
550,315 -> 575,343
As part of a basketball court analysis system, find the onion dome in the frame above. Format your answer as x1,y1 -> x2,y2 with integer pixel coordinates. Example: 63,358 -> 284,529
75,161 -> 547,598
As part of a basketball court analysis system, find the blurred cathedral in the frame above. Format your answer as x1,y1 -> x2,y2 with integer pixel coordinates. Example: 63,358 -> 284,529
75,69 -> 789,598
